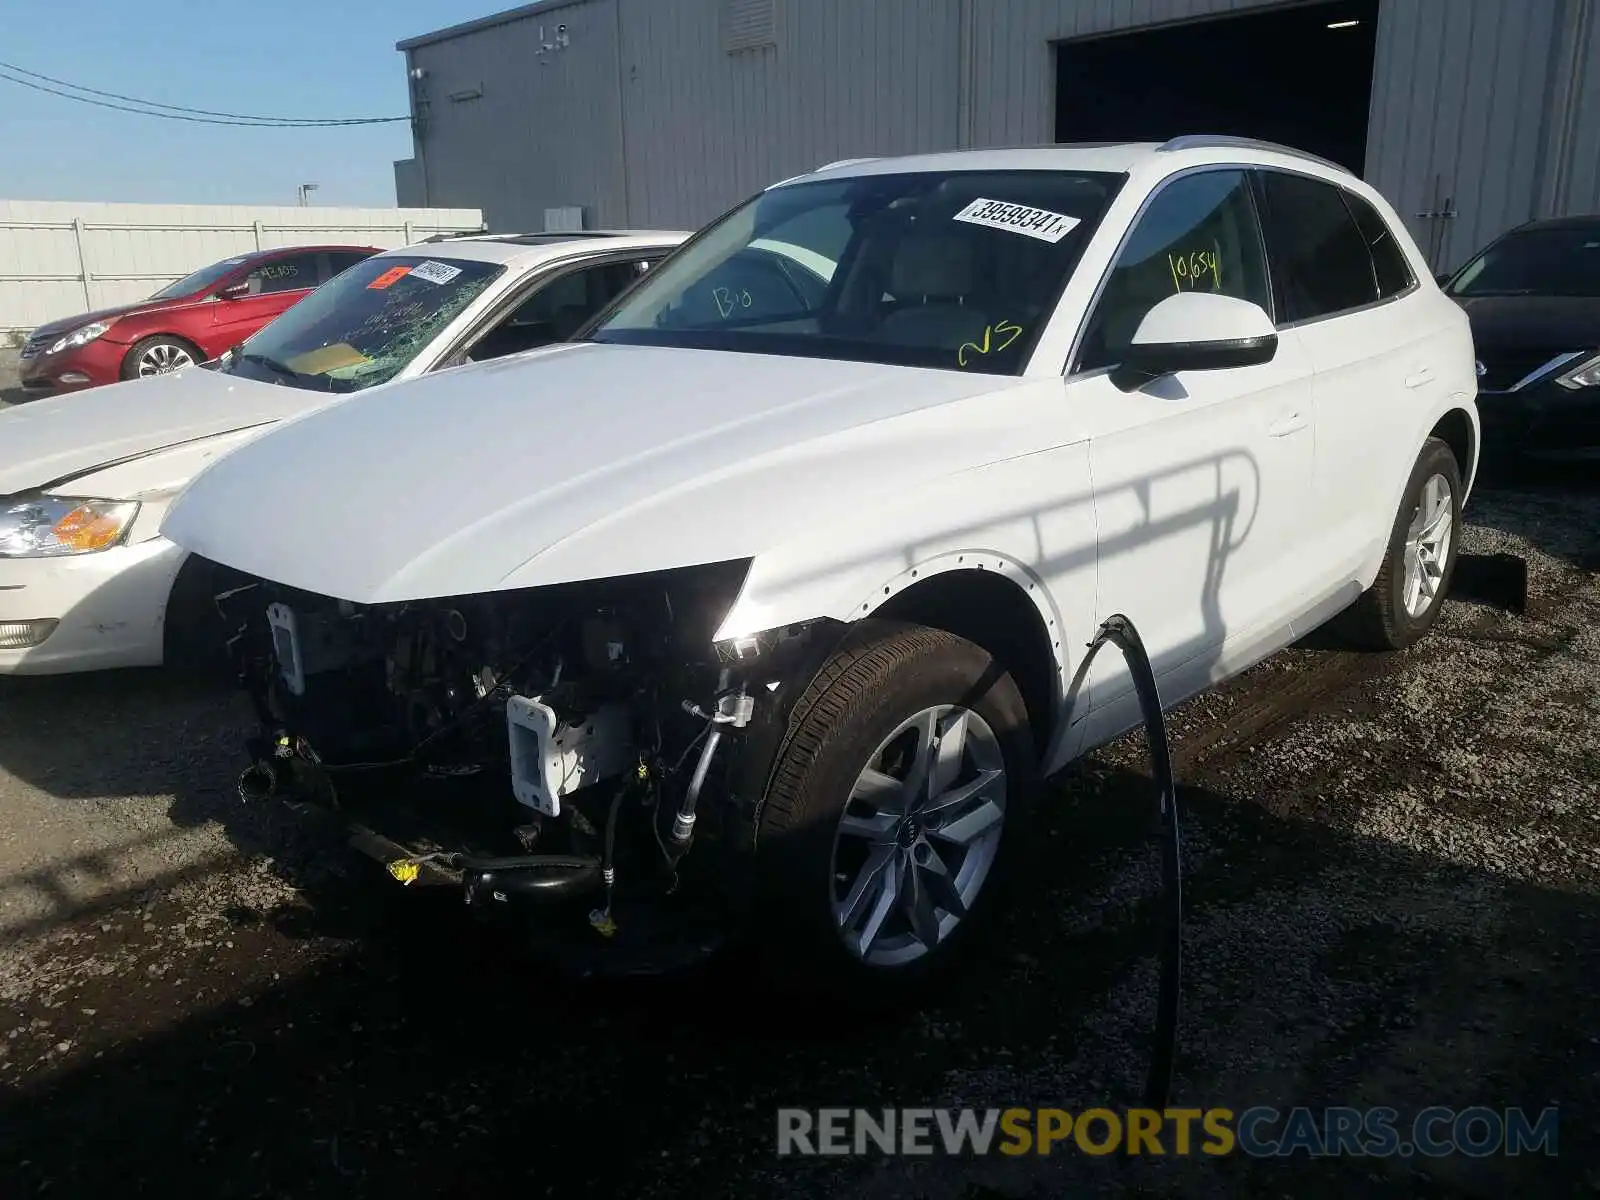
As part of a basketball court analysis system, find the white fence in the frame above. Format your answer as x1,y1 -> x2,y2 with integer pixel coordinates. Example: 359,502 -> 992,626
0,199 -> 486,334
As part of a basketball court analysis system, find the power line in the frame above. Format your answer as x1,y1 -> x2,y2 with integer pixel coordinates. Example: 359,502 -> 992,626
0,59 -> 409,126
0,68 -> 395,126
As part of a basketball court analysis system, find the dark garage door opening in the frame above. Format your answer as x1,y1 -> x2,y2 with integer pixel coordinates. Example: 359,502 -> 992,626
1055,0 -> 1380,174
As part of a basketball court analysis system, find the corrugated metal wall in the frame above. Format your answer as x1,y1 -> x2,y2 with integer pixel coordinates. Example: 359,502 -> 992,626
1366,0 -> 1570,272
1540,0 -> 1600,217
401,0 -> 1599,269
613,0 -> 960,227
404,0 -> 629,232
0,200 -> 484,333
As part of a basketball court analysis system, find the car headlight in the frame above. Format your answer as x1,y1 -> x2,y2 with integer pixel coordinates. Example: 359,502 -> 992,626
1555,352 -> 1600,390
0,497 -> 142,557
46,321 -> 110,356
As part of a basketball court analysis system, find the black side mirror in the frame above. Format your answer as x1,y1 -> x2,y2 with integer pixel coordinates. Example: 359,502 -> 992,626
1434,272 -> 1452,287
217,282 -> 251,300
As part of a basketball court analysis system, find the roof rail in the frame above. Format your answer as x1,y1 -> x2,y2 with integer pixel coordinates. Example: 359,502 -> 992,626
1155,134 -> 1353,176
814,156 -> 881,172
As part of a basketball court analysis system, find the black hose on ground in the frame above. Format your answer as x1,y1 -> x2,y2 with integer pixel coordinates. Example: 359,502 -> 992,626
1075,614 -> 1182,1115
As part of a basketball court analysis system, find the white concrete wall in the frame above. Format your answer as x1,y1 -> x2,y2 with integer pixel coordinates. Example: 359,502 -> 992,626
0,200 -> 485,333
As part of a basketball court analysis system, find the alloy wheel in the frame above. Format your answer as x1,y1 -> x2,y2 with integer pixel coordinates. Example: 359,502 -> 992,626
137,343 -> 195,376
830,704 -> 1007,968
1402,471 -> 1454,618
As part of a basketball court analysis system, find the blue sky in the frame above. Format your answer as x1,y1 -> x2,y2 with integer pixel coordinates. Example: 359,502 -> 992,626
0,0 -> 496,208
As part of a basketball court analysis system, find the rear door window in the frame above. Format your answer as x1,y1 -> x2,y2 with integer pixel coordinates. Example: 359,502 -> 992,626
1256,171 -> 1381,322
243,252 -> 322,296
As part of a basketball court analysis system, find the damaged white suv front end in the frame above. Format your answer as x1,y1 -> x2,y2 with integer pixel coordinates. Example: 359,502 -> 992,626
159,142 -> 1478,996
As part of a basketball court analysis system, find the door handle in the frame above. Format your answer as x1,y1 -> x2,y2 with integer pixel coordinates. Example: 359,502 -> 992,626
1268,413 -> 1308,438
1405,367 -> 1435,389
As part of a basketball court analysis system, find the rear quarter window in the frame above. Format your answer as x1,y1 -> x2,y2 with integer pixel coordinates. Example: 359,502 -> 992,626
1343,191 -> 1415,298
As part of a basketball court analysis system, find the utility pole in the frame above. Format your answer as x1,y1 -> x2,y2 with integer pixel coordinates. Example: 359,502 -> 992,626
297,182 -> 320,206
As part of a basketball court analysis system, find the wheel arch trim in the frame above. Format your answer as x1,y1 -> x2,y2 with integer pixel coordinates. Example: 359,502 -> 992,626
717,549 -> 1077,746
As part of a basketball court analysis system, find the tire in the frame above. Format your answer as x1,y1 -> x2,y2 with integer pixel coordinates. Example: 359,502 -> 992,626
121,335 -> 202,381
162,554 -> 235,681
751,620 -> 1037,1005
1344,436 -> 1463,651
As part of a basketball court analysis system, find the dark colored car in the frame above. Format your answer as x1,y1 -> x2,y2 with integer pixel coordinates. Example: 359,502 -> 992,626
18,244 -> 381,396
1442,215 -> 1600,458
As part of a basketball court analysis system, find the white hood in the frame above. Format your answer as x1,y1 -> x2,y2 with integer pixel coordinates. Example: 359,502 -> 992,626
160,342 -> 1042,604
0,367 -> 324,494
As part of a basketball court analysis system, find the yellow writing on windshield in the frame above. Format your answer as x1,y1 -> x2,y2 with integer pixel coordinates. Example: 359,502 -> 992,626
958,320 -> 1024,368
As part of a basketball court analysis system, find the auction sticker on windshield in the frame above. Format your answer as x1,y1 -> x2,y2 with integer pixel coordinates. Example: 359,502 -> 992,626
367,265 -> 412,290
953,199 -> 1081,243
410,260 -> 464,286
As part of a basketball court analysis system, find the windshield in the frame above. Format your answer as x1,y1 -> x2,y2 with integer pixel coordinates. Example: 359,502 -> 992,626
220,255 -> 505,393
1447,228 -> 1600,298
148,255 -> 252,301
587,169 -> 1124,374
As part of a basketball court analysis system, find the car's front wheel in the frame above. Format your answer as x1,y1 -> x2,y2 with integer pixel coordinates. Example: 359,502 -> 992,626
122,335 -> 200,380
1346,436 -> 1463,650
752,621 -> 1035,1003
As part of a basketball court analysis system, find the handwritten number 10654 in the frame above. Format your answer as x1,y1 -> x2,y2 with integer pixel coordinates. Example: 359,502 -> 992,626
1168,248 -> 1221,292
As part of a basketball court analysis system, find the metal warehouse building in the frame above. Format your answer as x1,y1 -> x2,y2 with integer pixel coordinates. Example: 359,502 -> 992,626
394,0 -> 1600,273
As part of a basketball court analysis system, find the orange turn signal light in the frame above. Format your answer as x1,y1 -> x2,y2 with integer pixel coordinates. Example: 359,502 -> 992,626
51,503 -> 136,552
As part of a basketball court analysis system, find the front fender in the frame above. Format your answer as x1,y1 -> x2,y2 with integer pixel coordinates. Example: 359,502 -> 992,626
53,425 -> 281,541
713,442 -> 1101,724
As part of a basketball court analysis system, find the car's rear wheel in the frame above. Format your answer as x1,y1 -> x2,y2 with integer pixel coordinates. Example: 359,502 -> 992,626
1345,436 -> 1463,650
122,335 -> 201,380
752,620 -> 1035,1004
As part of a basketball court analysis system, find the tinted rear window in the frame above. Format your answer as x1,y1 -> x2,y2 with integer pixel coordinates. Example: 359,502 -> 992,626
1258,171 -> 1380,322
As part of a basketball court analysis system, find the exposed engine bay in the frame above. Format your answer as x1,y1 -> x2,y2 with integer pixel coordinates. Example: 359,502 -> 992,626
209,557 -> 833,970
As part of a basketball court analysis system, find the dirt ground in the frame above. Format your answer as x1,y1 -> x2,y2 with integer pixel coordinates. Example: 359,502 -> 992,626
0,462 -> 1596,1199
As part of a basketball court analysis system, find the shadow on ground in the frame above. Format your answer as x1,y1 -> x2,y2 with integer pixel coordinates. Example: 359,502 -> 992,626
0,668 -> 251,808
1,761 -> 1594,1200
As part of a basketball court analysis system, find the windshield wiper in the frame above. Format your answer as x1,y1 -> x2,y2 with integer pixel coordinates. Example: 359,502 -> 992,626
237,351 -> 303,382
235,351 -> 342,392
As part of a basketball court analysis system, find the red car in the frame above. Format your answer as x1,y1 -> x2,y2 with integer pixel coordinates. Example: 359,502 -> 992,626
18,244 -> 381,396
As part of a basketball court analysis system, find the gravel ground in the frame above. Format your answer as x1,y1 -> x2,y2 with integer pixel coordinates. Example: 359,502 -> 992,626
0,467 -> 1596,1198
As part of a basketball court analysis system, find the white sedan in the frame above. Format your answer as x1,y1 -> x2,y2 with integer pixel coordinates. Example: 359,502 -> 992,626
160,138 -> 1478,997
0,230 -> 688,674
